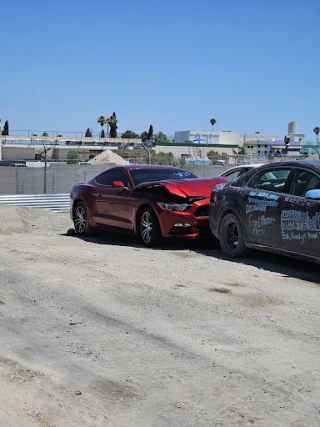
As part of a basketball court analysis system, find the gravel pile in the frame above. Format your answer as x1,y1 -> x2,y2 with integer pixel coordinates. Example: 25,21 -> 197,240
90,149 -> 127,165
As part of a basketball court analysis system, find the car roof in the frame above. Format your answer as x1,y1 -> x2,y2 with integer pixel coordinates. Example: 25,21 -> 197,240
231,163 -> 265,169
252,160 -> 320,170
109,164 -> 188,171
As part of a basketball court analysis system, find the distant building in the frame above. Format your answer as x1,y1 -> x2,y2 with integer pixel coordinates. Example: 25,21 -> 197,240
244,138 -> 304,157
288,121 -> 297,135
174,130 -> 240,145
243,141 -> 270,156
288,121 -> 305,142
240,132 -> 280,142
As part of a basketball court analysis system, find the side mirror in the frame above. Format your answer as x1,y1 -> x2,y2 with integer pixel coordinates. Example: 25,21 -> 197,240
305,189 -> 320,200
112,181 -> 125,188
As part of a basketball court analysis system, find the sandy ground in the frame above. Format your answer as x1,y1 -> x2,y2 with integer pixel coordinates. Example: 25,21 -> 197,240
0,205 -> 319,427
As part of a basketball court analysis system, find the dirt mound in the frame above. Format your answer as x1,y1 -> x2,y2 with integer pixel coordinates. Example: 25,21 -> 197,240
306,153 -> 320,160
90,149 -> 127,165
0,205 -> 72,235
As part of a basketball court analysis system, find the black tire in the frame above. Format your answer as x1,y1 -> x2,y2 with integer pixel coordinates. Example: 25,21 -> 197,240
73,202 -> 91,236
139,207 -> 162,247
219,213 -> 248,258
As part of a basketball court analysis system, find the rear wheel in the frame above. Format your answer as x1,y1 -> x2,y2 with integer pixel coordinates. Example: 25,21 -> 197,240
74,202 -> 91,236
139,208 -> 161,247
219,213 -> 247,257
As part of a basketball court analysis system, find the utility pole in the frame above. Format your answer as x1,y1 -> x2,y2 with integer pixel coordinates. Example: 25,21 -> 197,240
43,144 -> 47,193
142,143 -> 151,164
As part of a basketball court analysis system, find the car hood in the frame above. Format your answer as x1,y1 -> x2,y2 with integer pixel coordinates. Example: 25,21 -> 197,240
135,177 -> 227,198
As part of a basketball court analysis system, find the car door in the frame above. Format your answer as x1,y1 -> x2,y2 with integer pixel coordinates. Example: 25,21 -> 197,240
281,168 -> 320,258
242,167 -> 292,248
92,169 -> 136,229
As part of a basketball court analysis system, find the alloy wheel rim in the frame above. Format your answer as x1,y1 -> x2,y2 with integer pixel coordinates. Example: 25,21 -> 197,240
141,212 -> 153,243
75,205 -> 87,234
225,222 -> 239,251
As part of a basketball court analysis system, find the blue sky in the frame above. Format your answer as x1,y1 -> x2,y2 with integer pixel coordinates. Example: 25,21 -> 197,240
1,0 -> 319,138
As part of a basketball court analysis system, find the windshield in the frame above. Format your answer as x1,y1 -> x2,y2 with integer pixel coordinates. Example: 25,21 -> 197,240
130,168 -> 197,186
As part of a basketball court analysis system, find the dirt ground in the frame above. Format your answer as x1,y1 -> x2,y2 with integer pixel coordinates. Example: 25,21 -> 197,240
0,205 -> 319,427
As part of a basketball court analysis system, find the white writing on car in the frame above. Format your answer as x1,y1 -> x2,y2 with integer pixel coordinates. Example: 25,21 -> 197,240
249,215 -> 275,236
246,192 -> 279,213
281,210 -> 320,244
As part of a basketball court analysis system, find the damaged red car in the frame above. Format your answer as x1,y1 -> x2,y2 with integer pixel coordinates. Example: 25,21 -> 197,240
70,165 -> 226,246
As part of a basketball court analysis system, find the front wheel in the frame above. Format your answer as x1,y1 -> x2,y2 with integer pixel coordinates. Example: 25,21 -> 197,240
139,208 -> 162,247
74,202 -> 91,236
219,213 -> 248,257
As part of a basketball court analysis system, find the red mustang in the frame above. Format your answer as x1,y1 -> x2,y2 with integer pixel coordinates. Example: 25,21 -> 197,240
70,165 -> 226,246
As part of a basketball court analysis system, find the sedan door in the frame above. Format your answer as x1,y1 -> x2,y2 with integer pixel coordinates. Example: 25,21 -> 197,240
92,169 -> 136,229
281,168 -> 320,258
242,167 -> 292,248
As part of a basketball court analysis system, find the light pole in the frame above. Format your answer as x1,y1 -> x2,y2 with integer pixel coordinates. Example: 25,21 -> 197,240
142,142 -> 151,164
43,144 -> 47,193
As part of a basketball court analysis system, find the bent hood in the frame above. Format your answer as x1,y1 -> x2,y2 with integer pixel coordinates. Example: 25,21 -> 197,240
135,177 -> 227,198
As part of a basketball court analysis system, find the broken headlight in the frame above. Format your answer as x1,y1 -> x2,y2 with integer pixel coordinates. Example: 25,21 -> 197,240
158,202 -> 189,212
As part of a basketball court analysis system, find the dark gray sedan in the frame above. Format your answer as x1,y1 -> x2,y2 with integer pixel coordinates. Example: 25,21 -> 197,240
209,160 -> 320,263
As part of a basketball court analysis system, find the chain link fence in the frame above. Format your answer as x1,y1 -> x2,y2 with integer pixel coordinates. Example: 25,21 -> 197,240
0,145 -> 311,195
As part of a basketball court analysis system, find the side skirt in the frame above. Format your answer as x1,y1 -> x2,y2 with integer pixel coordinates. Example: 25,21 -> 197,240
245,242 -> 320,264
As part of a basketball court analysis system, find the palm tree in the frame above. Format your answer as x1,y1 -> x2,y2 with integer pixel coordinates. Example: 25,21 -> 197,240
210,118 -> 217,131
97,116 -> 107,137
313,127 -> 320,142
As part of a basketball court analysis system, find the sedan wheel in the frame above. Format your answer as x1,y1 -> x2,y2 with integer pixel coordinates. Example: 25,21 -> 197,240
219,213 -> 247,257
139,208 -> 161,247
74,202 -> 91,236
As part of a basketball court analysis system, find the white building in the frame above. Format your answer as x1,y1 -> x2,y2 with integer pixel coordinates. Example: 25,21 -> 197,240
174,130 -> 283,146
174,130 -> 240,145
288,121 -> 305,142
288,121 -> 297,135
240,132 -> 280,142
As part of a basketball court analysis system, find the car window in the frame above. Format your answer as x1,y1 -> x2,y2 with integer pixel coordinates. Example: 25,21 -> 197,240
95,170 -> 129,186
224,169 -> 244,182
289,169 -> 320,197
248,168 -> 291,192
129,168 -> 197,186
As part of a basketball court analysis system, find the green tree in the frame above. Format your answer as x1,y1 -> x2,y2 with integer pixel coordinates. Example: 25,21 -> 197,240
207,150 -> 218,158
56,134 -> 63,137
2,120 -> 9,136
147,125 -> 154,141
121,130 -> 140,139
107,112 -> 118,138
85,128 -> 92,137
42,132 -> 49,137
207,149 -> 219,163
66,150 -> 79,164
154,131 -> 170,143
97,115 -> 107,137
140,131 -> 148,142
313,127 -> 320,142
210,118 -> 217,131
